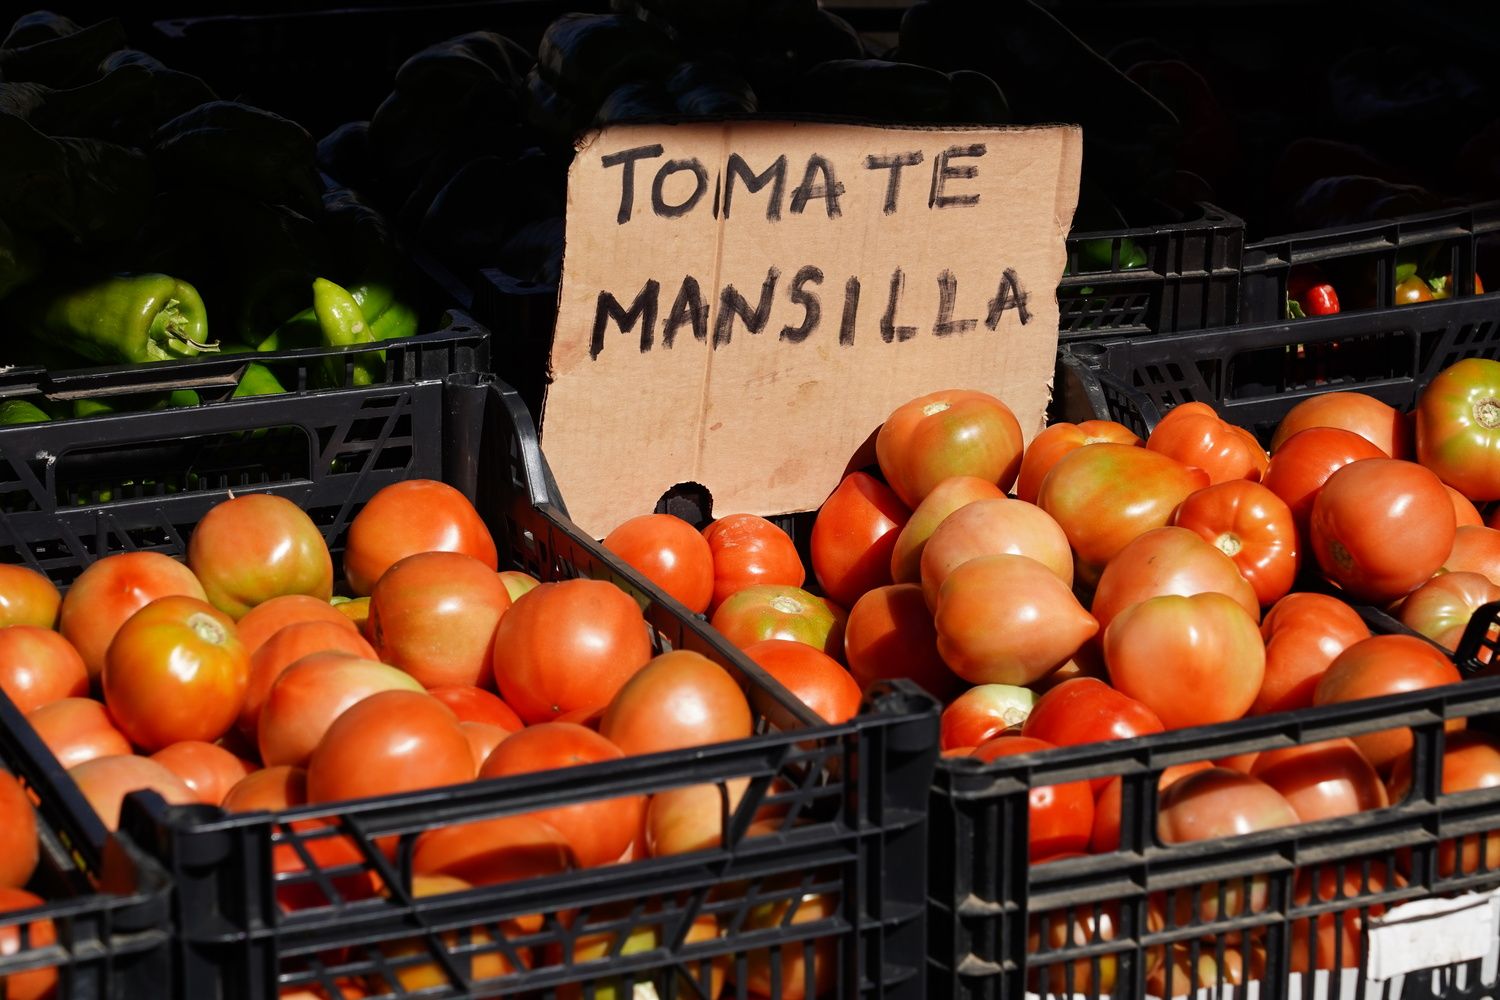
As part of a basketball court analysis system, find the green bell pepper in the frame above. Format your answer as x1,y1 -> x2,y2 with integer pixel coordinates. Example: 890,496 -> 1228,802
9,272 -> 216,365
313,277 -> 383,386
0,399 -> 49,424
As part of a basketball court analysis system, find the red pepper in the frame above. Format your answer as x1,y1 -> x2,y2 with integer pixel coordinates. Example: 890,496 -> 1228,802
1287,268 -> 1340,318
1302,283 -> 1340,315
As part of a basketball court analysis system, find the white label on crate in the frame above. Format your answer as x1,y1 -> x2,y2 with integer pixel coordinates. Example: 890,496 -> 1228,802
1366,889 -> 1500,981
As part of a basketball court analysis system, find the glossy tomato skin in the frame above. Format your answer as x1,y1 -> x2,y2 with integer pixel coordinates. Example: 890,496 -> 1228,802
1271,392 -> 1412,459
972,736 -> 1093,861
1015,420 -> 1142,505
0,626 -> 88,715
919,497 -> 1074,608
889,477 -> 1006,585
1254,593 -> 1369,716
257,652 -> 424,768
1157,767 -> 1298,843
188,494 -> 333,619
1172,480 -> 1299,606
600,651 -> 752,755
343,480 -> 498,596
0,563 -> 60,629
367,551 -> 512,689
26,698 -> 131,769
0,771 -> 38,889
844,583 -> 961,699
1313,635 -> 1464,771
742,639 -> 862,725
412,815 -> 574,888
1448,485 -> 1485,528
102,595 -> 249,751
1443,524 -> 1500,584
0,886 -> 56,1000
1090,526 -> 1261,637
460,722 -> 509,772
1416,357 -> 1500,501
710,584 -> 845,659
1400,572 -> 1500,649
1146,402 -> 1269,485
492,579 -> 653,725
700,514 -> 804,613
68,754 -> 197,830
1037,443 -> 1210,589
307,690 -> 472,804
646,776 -> 787,857
1090,763 -> 1213,853
235,595 -> 356,656
1262,427 -> 1387,535
240,620 -> 378,738
1389,732 -> 1500,875
1250,738 -> 1388,823
427,686 -> 524,731
603,514 -> 714,615
876,389 -> 1025,506
59,551 -> 207,678
1022,679 -> 1164,793
1105,593 -> 1264,729
1310,458 -> 1455,603
810,472 -> 910,609
940,684 -> 1037,751
150,741 -> 255,806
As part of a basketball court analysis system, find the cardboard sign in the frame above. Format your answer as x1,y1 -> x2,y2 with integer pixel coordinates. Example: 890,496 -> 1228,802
540,120 -> 1082,537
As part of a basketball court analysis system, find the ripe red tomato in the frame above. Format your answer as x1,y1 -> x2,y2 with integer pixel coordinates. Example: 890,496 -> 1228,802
0,564 -> 60,629
240,620 -> 378,737
1090,762 -> 1213,853
1250,738 -> 1388,822
0,771 -> 38,890
26,698 -> 131,769
1254,593 -> 1369,716
742,639 -> 862,725
478,722 -> 643,868
1443,524 -> 1500,584
257,652 -> 423,767
0,886 -> 56,1000
1149,941 -> 1265,996
0,626 -> 88,715
710,584 -> 845,659
382,875 -> 527,992
741,892 -> 838,1000
889,476 -> 1007,585
1015,420 -> 1142,505
1105,593 -> 1264,729
68,754 -> 197,830
492,579 -> 653,725
1416,358 -> 1500,501
843,584 -> 961,700
187,494 -> 333,619
1022,678 -> 1164,792
940,684 -> 1037,751
1389,732 -> 1500,875
1400,571 -> 1500,649
1310,458 -> 1455,603
367,551 -> 512,689
1090,526 -> 1261,637
876,389 -> 1025,506
460,722 -> 509,772
1289,863 -> 1399,974
150,741 -> 255,806
646,777 -> 786,857
1172,480 -> 1299,606
59,551 -> 207,678
343,480 -> 498,597
919,497 -> 1074,608
427,686 -> 524,731
1037,443 -> 1210,588
700,514 -> 804,613
600,651 -> 752,755
1147,402 -> 1269,484
1448,485 -> 1485,528
307,690 -> 471,804
1271,392 -> 1412,459
412,815 -> 575,887
1313,635 -> 1464,771
102,595 -> 249,751
1157,767 -> 1298,843
1261,427 -> 1387,535
972,735 -> 1093,861
234,595 -> 356,657
603,513 -> 715,615
933,554 -> 1098,686
810,472 -> 910,609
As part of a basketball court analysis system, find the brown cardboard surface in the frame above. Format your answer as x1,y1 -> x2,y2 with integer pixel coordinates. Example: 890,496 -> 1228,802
540,120 -> 1082,538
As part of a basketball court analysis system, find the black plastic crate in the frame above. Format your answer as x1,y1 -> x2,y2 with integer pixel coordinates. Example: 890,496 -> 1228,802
0,373 -> 939,1000
928,605 -> 1500,1000
0,694 -> 172,999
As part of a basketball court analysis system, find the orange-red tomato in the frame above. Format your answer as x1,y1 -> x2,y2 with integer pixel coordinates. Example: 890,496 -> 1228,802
460,721 -> 509,772
0,564 -> 60,629
240,620 -> 378,738
367,551 -> 512,689
343,480 -> 498,597
1271,392 -> 1412,459
710,584 -> 846,659
1400,571 -> 1500,649
1254,593 -> 1370,716
603,513 -> 714,615
1415,357 -> 1500,501
235,595 -> 356,656
1251,738 -> 1389,822
187,493 -> 333,619
877,389 -> 1025,506
257,652 -> 423,768
1090,526 -> 1261,637
843,584 -> 961,700
1147,402 -> 1269,484
810,472 -> 910,609
1262,427 -> 1387,535
919,497 -> 1074,608
940,684 -> 1037,751
59,551 -> 208,678
68,754 -> 197,830
645,777 -> 786,858
1105,593 -> 1264,729
972,735 -> 1093,861
26,698 -> 132,769
1090,762 -> 1213,853
889,476 -> 1007,585
381,875 -> 528,992
1313,635 -> 1464,771
741,893 -> 838,1000
0,771 -> 38,890
0,886 -> 56,1000
1037,443 -> 1210,588
1022,678 -> 1165,755
934,554 -> 1098,686
412,814 -> 575,887
1389,732 -> 1500,875
1015,420 -> 1142,505
1289,863 -> 1399,974
1172,480 -> 1299,606
1149,941 -> 1266,995
0,626 -> 88,715
742,639 -> 862,725
700,514 -> 804,613
150,741 -> 255,806
478,722 -> 642,868
600,651 -> 752,756
102,596 -> 249,751
307,690 -> 472,804
1448,485 -> 1485,527
1311,458 -> 1455,602
427,686 -> 524,731
1443,524 -> 1500,584
1157,767 -> 1298,843
492,579 -> 653,725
